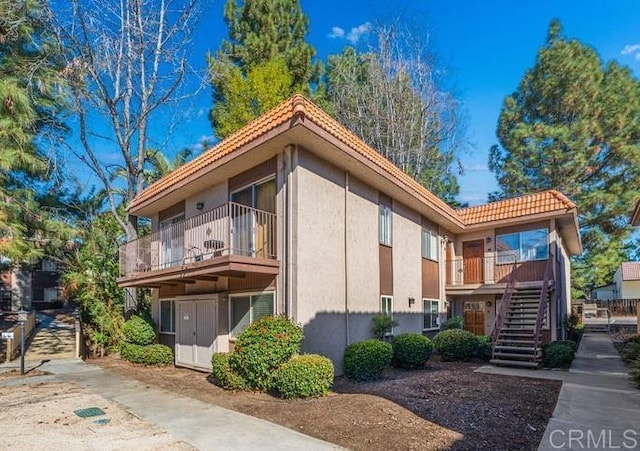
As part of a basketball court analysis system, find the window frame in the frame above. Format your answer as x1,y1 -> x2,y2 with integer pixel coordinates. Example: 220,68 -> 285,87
380,295 -> 394,335
421,228 -> 439,261
496,228 -> 549,263
379,204 -> 392,246
423,298 -> 440,331
159,299 -> 175,334
229,291 -> 275,338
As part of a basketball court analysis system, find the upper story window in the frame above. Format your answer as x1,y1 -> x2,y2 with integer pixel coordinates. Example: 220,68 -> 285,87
379,204 -> 392,246
421,228 -> 439,261
231,177 -> 276,213
496,228 -> 549,263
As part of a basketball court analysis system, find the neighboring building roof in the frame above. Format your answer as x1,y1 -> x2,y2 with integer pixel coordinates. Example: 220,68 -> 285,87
631,200 -> 640,227
620,262 -> 640,281
456,190 -> 576,226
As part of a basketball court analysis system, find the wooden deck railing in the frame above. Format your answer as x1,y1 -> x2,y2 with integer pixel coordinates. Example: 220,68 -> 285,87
589,298 -> 638,317
446,255 -> 548,285
119,202 -> 276,278
533,258 -> 553,355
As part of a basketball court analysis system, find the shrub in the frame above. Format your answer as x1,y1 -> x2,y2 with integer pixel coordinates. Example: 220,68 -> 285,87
211,352 -> 248,391
371,315 -> 398,340
122,315 -> 156,345
542,341 -> 576,368
620,340 -> 640,364
475,335 -> 493,361
120,343 -> 173,366
432,329 -> 478,361
274,354 -> 334,398
630,358 -> 640,389
343,339 -> 393,381
442,316 -> 463,330
229,315 -> 303,391
391,333 -> 433,369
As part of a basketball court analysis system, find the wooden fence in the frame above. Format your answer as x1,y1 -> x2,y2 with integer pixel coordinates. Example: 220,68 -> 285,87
588,298 -> 638,317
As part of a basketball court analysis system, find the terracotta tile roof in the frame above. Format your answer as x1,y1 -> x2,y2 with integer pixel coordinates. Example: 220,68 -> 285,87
621,262 -> 640,281
456,190 -> 577,226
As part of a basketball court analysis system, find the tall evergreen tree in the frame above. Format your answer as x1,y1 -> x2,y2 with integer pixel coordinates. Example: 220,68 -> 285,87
489,20 -> 640,295
208,0 -> 320,138
0,0 -> 69,262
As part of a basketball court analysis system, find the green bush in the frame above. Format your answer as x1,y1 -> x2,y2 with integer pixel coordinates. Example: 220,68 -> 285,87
542,341 -> 576,368
391,333 -> 433,369
371,315 -> 398,340
122,315 -> 156,345
343,339 -> 393,381
630,358 -> 640,388
475,335 -> 493,361
229,315 -> 303,391
120,343 -> 173,366
443,316 -> 463,330
211,352 -> 248,391
432,329 -> 478,361
274,354 -> 334,398
620,340 -> 640,364
554,340 -> 578,352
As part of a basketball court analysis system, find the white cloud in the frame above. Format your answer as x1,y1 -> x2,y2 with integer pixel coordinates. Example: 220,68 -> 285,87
621,43 -> 640,61
328,26 -> 345,39
346,22 -> 371,44
465,164 -> 489,172
328,22 -> 371,45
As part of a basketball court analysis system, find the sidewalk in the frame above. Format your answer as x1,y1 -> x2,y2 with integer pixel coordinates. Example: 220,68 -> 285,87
476,333 -> 640,450
0,358 -> 340,451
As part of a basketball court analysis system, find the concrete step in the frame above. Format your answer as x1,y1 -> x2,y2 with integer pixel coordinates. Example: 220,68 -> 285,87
493,351 -> 539,359
490,359 -> 540,368
494,345 -> 538,352
496,339 -> 536,345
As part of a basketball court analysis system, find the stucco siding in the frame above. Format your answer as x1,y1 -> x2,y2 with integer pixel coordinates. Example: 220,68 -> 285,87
621,280 -> 640,299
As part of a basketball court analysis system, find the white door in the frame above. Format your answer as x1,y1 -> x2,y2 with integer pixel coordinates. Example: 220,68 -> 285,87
176,301 -> 195,367
175,298 -> 217,370
195,301 -> 216,369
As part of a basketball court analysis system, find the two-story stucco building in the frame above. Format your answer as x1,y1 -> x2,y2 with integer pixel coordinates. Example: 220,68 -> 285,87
117,96 -> 581,372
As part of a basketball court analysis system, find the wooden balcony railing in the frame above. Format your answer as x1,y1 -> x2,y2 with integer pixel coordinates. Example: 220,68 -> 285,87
119,202 -> 276,278
446,255 -> 548,286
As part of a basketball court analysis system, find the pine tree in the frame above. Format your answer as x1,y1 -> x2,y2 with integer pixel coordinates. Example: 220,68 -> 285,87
208,0 -> 320,138
489,20 -> 640,295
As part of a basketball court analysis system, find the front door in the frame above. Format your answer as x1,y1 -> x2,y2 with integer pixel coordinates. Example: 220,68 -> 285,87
463,240 -> 484,284
176,301 -> 195,367
464,301 -> 485,335
175,298 -> 217,370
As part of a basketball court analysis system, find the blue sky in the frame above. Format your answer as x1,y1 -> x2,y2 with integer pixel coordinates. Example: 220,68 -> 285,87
76,0 -> 640,206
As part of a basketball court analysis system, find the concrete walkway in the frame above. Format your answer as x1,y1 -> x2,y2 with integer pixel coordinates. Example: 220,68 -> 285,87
0,359 -> 340,450
476,333 -> 640,451
24,312 -> 76,361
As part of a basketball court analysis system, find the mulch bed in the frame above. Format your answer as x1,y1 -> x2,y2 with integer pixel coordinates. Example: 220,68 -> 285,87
90,356 -> 560,450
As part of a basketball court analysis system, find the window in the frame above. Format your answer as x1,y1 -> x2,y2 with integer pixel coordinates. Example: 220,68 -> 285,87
41,259 -> 57,272
160,300 -> 175,333
230,292 -> 275,337
380,295 -> 394,335
379,204 -> 392,246
423,299 -> 439,330
421,229 -> 439,261
160,214 -> 185,267
496,228 -> 549,263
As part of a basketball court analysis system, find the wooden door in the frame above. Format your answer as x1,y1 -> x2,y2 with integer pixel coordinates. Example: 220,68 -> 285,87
464,302 -> 485,335
463,240 -> 484,284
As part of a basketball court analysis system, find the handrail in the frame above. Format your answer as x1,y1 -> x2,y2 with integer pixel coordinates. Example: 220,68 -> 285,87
489,257 -> 518,344
533,258 -> 554,354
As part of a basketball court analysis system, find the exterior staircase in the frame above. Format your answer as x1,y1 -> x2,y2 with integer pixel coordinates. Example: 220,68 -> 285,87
490,288 -> 546,368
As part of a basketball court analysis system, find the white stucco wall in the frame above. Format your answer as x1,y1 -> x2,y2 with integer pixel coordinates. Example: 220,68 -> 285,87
621,280 -> 640,299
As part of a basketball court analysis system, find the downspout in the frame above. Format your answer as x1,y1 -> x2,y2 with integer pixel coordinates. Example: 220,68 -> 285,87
344,171 -> 350,347
285,145 -> 293,320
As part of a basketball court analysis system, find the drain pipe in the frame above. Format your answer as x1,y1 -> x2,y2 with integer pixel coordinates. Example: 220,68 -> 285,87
344,171 -> 350,347
284,145 -> 293,320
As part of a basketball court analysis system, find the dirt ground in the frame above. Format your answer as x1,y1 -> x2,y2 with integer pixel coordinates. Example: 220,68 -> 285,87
91,357 -> 560,451
0,382 -> 194,451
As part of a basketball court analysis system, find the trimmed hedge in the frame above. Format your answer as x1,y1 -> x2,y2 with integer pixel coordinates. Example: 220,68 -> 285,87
274,354 -> 334,398
120,343 -> 173,366
391,333 -> 433,369
122,315 -> 156,345
542,341 -> 576,368
343,339 -> 393,381
432,329 -> 478,361
475,335 -> 493,361
211,352 -> 248,391
229,315 -> 303,391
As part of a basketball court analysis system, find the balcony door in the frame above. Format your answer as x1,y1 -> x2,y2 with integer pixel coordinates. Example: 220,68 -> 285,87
463,240 -> 484,284
160,214 -> 184,268
230,178 -> 275,257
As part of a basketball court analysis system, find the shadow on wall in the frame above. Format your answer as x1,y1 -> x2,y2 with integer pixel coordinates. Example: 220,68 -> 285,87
12,268 -> 32,311
302,310 -> 429,375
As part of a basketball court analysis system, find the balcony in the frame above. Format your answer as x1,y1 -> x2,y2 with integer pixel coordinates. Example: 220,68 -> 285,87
446,255 -> 549,287
117,202 -> 278,287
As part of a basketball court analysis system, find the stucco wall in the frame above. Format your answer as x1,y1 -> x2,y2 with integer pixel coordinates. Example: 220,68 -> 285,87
621,280 -> 640,299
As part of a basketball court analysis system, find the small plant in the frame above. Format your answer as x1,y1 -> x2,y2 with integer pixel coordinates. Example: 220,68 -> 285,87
274,354 -> 334,398
542,341 -> 576,368
120,342 -> 173,366
442,316 -> 463,330
211,352 -> 248,391
630,358 -> 640,388
371,314 -> 398,340
432,329 -> 478,361
122,315 -> 156,345
564,313 -> 584,344
391,333 -> 433,369
620,338 -> 640,364
475,335 -> 493,361
229,315 -> 303,391
343,339 -> 393,381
